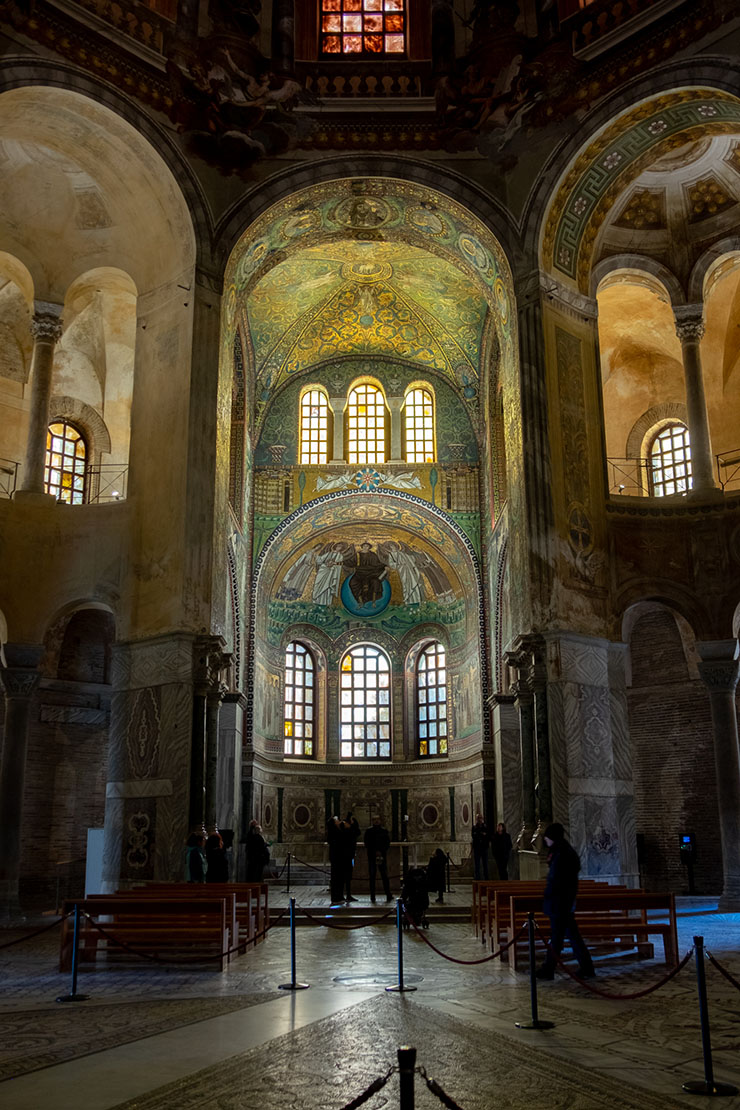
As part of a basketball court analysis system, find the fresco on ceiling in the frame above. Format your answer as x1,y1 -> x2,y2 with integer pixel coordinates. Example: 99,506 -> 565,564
264,528 -> 467,647
255,358 -> 479,462
245,241 -> 486,395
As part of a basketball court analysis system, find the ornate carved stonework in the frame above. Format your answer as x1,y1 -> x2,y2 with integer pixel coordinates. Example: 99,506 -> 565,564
30,311 -> 63,344
674,305 -> 705,343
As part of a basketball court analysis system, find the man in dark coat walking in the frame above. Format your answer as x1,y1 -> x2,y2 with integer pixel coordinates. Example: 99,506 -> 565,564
364,815 -> 392,902
536,822 -> 595,979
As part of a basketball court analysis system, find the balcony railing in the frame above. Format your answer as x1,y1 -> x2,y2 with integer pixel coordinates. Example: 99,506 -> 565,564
86,464 -> 128,503
559,0 -> 690,60
717,449 -> 740,493
0,457 -> 18,499
607,457 -> 650,497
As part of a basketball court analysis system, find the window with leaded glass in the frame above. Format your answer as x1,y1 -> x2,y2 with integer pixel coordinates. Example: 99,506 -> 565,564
45,420 -> 87,504
403,386 -> 435,463
320,0 -> 406,56
417,642 -> 448,757
340,645 -> 391,759
650,423 -> 692,497
299,388 -> 330,465
284,642 -> 315,757
347,383 -> 386,464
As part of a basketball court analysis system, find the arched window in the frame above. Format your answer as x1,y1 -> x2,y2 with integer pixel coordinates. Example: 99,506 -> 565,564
340,644 -> 391,759
284,642 -> 315,757
45,420 -> 87,504
417,642 -> 448,757
299,388 -> 330,465
346,383 -> 387,464
403,386 -> 435,463
320,0 -> 406,56
650,423 -> 692,497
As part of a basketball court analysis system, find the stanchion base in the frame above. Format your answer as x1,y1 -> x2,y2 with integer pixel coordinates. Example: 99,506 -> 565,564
278,982 -> 310,990
515,1019 -> 555,1030
386,985 -> 417,993
55,994 -> 89,1003
682,1080 -> 738,1096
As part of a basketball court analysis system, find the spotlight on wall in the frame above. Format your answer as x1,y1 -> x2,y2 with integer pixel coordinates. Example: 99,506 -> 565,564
111,490 -> 121,500
618,484 -> 625,492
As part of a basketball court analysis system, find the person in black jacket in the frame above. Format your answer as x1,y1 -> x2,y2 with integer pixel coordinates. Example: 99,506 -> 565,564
339,814 -> 361,903
492,822 -> 513,880
536,822 -> 595,979
245,820 -> 269,883
364,815 -> 392,902
472,813 -> 490,879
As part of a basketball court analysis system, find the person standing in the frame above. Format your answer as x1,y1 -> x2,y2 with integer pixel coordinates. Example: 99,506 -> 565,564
245,820 -> 269,882
186,832 -> 208,883
364,815 -> 392,902
327,816 -> 344,905
536,822 -> 595,979
205,829 -> 229,883
472,813 -> 490,880
426,848 -> 447,904
491,822 -> 513,880
340,813 -> 361,903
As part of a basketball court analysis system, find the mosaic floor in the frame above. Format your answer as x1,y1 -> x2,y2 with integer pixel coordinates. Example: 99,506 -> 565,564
1,891 -> 739,1110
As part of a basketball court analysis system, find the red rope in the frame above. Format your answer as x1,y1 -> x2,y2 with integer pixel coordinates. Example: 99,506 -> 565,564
404,910 -> 529,964
706,950 -> 740,993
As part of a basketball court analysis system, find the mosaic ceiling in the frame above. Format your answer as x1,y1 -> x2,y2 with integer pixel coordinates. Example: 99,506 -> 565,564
224,178 -> 513,400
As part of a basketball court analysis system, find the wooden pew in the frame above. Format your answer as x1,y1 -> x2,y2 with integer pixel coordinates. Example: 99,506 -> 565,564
60,896 -> 230,972
485,880 -> 625,952
502,889 -> 678,972
137,883 -> 269,952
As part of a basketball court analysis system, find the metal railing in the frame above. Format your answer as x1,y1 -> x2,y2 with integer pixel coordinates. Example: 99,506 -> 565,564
606,457 -> 651,497
86,464 -> 128,504
716,448 -> 740,492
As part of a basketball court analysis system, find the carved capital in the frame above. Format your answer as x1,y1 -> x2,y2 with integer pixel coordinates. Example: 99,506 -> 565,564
31,305 -> 64,343
696,640 -> 740,693
674,304 -> 705,343
0,666 -> 41,699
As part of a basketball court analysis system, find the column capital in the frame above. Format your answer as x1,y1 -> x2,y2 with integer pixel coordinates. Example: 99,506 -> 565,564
674,304 -> 705,342
30,302 -> 63,343
697,639 -> 740,693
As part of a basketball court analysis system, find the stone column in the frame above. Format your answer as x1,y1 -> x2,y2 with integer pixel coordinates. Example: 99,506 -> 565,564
326,670 -> 340,761
506,644 -> 537,851
387,396 -> 403,462
329,397 -> 345,463
271,0 -> 295,76
697,640 -> 740,911
193,635 -> 230,832
530,641 -> 553,836
674,305 -> 718,496
0,644 -> 42,920
17,303 -> 63,501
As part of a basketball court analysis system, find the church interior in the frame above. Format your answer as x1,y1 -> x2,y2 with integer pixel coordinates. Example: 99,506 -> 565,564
1,0 -> 740,1105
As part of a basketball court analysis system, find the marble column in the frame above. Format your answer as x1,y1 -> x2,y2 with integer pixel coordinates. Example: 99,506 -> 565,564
697,640 -> 740,911
205,683 -> 227,830
530,642 -> 553,836
193,635 -> 230,832
388,396 -> 403,462
506,644 -> 537,851
0,644 -> 42,920
17,303 -> 63,501
674,305 -> 718,495
271,0 -> 295,76
330,397 -> 345,463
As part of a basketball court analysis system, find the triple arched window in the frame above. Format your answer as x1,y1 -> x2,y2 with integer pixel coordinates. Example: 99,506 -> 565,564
44,420 -> 87,504
649,422 -> 692,497
283,638 -> 448,760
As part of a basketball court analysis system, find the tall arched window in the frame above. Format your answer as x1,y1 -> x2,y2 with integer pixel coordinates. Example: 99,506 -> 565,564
403,386 -> 435,463
347,383 -> 387,464
284,642 -> 315,757
320,0 -> 406,56
417,642 -> 448,757
340,644 -> 391,759
299,388 -> 330,465
650,423 -> 692,497
45,420 -> 87,504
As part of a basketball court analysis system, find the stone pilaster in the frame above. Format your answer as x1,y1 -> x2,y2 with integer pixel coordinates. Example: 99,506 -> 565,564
489,693 -> 521,839
674,305 -> 718,496
506,643 -> 537,854
387,396 -> 403,462
329,397 -> 345,463
0,644 -> 43,920
697,640 -> 740,911
193,635 -> 230,832
17,303 -> 63,501
271,0 -> 295,75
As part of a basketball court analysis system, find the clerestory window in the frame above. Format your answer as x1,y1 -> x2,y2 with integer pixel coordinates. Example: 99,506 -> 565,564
403,386 -> 435,463
45,420 -> 87,504
340,645 -> 391,758
299,388 -> 330,465
320,0 -> 406,56
346,383 -> 387,464
417,642 -> 448,757
284,642 -> 315,757
650,423 -> 692,497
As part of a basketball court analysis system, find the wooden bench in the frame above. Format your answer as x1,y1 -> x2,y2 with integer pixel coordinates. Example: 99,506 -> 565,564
502,890 -> 678,972
137,883 -> 269,952
484,880 -> 624,951
60,896 -> 231,972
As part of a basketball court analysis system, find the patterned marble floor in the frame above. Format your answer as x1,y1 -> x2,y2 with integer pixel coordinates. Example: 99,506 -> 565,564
1,891 -> 739,1110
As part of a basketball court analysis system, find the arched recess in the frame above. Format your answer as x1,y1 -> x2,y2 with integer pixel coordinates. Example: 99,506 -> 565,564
622,598 -> 721,893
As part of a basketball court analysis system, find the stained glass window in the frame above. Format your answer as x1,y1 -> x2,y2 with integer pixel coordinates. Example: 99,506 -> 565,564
340,645 -> 391,759
417,642 -> 448,757
650,424 -> 692,497
347,383 -> 386,464
320,0 -> 406,56
300,388 -> 330,464
284,642 -> 315,757
44,421 -> 86,504
403,387 -> 435,463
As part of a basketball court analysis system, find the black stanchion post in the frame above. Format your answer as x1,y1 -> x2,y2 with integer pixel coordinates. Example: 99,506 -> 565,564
397,1045 -> 416,1110
283,852 -> 292,894
446,853 -> 451,894
56,904 -> 89,1003
278,896 -> 309,991
682,935 -> 737,1096
515,913 -> 554,1030
387,899 -> 417,994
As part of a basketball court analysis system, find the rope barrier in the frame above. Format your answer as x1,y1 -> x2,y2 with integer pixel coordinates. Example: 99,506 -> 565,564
339,1067 -> 394,1110
300,903 -> 396,929
0,913 -> 69,949
419,1065 -> 467,1109
531,919 -> 695,999
290,854 -> 329,876
706,950 -> 740,993
404,908 -> 529,964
